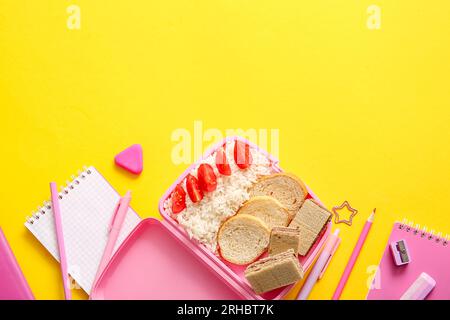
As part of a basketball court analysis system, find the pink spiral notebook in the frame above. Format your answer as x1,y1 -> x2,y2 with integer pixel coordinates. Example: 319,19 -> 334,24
367,221 -> 450,300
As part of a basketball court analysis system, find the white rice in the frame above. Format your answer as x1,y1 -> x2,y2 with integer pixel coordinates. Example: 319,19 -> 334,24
163,141 -> 273,252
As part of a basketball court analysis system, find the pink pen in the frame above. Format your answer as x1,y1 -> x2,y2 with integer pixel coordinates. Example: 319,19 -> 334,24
50,182 -> 72,300
297,229 -> 341,300
93,191 -> 132,287
332,209 -> 376,300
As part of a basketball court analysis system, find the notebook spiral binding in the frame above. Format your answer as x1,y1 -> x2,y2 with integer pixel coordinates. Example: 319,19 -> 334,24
399,218 -> 449,247
25,167 -> 93,225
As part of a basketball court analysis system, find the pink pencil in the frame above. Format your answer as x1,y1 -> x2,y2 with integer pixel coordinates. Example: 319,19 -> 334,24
50,182 -> 72,300
332,209 -> 376,300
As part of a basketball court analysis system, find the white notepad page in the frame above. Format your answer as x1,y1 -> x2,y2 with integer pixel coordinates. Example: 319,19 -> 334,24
25,166 -> 141,294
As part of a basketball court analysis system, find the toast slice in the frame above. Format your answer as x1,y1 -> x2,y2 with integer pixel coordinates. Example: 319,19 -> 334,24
269,226 -> 301,256
245,249 -> 303,294
288,199 -> 331,255
249,173 -> 308,220
218,214 -> 270,265
237,196 -> 290,229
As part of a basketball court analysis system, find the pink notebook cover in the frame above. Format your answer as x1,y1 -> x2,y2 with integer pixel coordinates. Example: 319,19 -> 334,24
367,222 -> 449,300
0,227 -> 34,300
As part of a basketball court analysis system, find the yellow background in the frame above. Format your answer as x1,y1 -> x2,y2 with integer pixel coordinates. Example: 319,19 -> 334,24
1,1 -> 449,300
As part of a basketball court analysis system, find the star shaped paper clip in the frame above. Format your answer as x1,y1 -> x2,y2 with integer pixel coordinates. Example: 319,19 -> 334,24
332,201 -> 358,226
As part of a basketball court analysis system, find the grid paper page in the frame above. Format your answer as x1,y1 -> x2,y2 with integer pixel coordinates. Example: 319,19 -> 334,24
25,167 -> 141,294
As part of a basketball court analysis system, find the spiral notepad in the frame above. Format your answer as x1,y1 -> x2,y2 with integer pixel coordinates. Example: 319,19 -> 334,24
25,167 -> 141,294
367,220 -> 449,300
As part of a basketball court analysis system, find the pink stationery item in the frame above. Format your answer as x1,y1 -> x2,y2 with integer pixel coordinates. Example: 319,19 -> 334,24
93,191 -> 132,288
297,229 -> 341,300
400,272 -> 435,300
91,136 -> 332,300
319,230 -> 341,280
333,209 -> 376,300
0,227 -> 34,300
114,144 -> 143,175
367,221 -> 450,300
26,168 -> 141,294
50,182 -> 72,300
390,239 -> 411,266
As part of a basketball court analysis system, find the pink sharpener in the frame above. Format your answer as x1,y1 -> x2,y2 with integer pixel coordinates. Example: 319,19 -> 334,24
390,239 -> 411,266
91,137 -> 332,300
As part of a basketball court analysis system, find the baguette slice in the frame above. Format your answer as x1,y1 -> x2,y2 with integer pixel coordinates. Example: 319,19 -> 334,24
288,199 -> 331,255
269,226 -> 301,256
218,214 -> 270,265
249,173 -> 308,220
237,196 -> 290,229
245,249 -> 303,294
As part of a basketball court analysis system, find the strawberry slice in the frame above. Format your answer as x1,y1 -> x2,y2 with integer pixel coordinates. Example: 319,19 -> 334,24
171,184 -> 186,214
215,147 -> 231,176
186,174 -> 203,203
197,163 -> 217,192
234,141 -> 252,169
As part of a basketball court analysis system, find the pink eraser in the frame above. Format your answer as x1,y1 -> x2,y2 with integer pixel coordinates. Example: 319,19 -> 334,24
390,239 -> 411,266
400,272 -> 436,300
114,144 -> 143,175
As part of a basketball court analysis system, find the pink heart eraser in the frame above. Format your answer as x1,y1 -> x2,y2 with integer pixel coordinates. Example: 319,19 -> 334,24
114,144 -> 143,175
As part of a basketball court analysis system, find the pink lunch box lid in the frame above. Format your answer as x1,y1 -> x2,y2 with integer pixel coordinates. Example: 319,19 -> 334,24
90,136 -> 331,300
90,218 -> 247,299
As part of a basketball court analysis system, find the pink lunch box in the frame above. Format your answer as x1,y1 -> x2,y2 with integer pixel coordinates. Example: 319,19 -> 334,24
90,136 -> 332,300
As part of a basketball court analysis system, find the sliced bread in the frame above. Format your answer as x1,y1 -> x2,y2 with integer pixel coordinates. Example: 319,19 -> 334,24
218,214 -> 270,265
249,173 -> 308,220
237,196 -> 290,229
288,199 -> 331,255
245,249 -> 303,294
